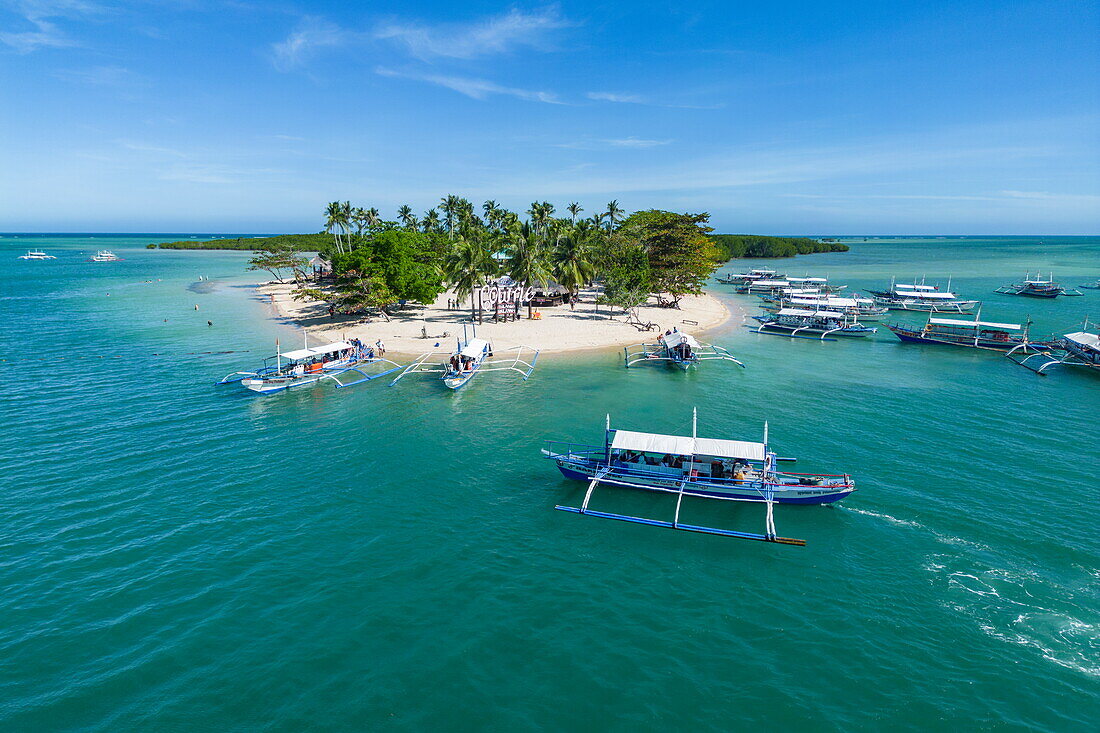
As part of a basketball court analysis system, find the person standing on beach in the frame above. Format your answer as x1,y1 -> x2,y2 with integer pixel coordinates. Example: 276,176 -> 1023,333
375,339 -> 385,357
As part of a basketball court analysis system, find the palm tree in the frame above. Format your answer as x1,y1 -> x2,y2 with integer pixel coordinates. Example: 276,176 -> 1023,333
422,209 -> 441,234
444,237 -> 494,321
528,201 -> 556,239
552,232 -> 596,311
365,207 -> 381,232
482,199 -> 499,226
440,194 -> 460,239
604,200 -> 624,231
567,202 -> 583,224
339,200 -> 353,247
397,204 -> 416,229
324,201 -> 344,254
591,212 -> 605,232
352,207 -> 368,238
506,222 -> 552,319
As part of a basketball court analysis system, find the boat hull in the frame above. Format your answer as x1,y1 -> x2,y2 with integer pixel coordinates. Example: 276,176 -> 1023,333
888,326 -> 1038,351
554,461 -> 854,505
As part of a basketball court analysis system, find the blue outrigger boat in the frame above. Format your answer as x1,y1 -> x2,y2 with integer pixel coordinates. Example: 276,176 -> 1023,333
216,337 -> 403,395
887,311 -> 1053,352
1008,317 -> 1100,375
547,412 -> 856,546
752,308 -> 877,339
388,324 -> 539,391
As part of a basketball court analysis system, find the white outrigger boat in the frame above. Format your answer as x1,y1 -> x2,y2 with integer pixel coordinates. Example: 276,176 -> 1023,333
548,411 -> 856,545
388,324 -> 538,391
217,337 -> 402,394
716,267 -> 782,285
89,250 -> 123,262
1008,317 -> 1100,375
760,293 -> 889,320
866,277 -> 978,312
752,308 -> 877,339
623,331 -> 744,370
17,250 -> 56,260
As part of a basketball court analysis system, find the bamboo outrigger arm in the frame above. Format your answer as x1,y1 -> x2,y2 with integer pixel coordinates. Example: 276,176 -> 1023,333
557,473 -> 806,546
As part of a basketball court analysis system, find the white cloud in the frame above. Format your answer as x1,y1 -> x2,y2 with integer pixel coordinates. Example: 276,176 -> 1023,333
376,6 -> 571,60
557,137 -> 672,150
607,137 -> 671,148
1000,190 -> 1100,203
586,91 -> 646,104
0,0 -> 101,52
271,17 -> 345,71
375,67 -> 562,104
55,65 -> 145,87
586,90 -> 723,110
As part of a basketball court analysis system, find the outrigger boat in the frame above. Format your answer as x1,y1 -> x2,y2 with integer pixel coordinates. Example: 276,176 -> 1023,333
548,411 -> 857,545
89,250 -> 122,262
388,324 -> 538,391
716,267 -> 782,285
887,310 -> 1052,352
735,276 -> 845,296
217,337 -> 402,394
752,308 -> 877,339
1079,279 -> 1100,290
760,293 -> 889,321
995,272 -> 1082,298
1008,317 -> 1100,375
17,250 -> 56,260
866,277 -> 978,313
623,331 -> 744,369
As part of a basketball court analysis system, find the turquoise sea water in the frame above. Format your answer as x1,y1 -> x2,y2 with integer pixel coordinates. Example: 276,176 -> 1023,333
0,234 -> 1097,731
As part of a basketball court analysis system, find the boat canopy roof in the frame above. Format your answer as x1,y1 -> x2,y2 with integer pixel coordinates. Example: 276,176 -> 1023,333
776,308 -> 817,316
459,338 -> 490,358
1064,331 -> 1099,350
929,317 -> 1021,330
781,288 -> 823,296
896,283 -> 937,291
610,429 -> 766,461
658,332 -> 700,348
793,296 -> 859,307
281,341 -> 352,360
788,276 -> 827,283
897,291 -> 957,299
753,279 -> 790,286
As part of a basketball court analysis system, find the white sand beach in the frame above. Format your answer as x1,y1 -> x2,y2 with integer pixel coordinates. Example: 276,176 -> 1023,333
256,283 -> 734,356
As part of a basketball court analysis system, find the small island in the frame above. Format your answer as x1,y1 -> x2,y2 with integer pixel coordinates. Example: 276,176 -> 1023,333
159,198 -> 847,355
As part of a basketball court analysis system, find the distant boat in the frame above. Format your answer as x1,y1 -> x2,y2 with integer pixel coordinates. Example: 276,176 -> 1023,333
866,277 -> 979,312
1079,279 -> 1100,290
995,272 -> 1082,298
716,267 -> 783,285
89,250 -> 123,262
17,250 -> 56,260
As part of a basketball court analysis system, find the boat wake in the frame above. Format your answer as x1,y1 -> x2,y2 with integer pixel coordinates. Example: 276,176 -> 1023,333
842,506 -> 923,528
926,555 -> 1099,678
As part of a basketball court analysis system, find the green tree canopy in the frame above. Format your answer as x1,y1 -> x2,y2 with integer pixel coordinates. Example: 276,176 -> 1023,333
620,210 -> 719,305
331,230 -> 445,305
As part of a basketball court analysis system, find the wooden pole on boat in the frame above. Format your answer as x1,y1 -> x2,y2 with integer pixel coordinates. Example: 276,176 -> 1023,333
276,339 -> 281,372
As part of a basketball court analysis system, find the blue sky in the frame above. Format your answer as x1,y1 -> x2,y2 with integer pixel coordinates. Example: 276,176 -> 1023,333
0,0 -> 1097,233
